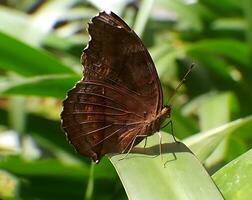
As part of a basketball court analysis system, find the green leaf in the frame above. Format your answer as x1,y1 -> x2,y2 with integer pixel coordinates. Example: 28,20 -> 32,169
133,0 -> 154,37
0,155 -> 123,200
150,43 -> 179,84
0,74 -> 80,99
198,92 -> 239,168
213,148 -> 252,200
0,5 -> 35,45
197,92 -> 237,130
183,116 -> 252,162
165,107 -> 199,139
3,157 -> 88,200
0,32 -> 76,76
0,156 -> 89,178
211,18 -> 245,31
108,133 -> 224,200
187,39 -> 250,66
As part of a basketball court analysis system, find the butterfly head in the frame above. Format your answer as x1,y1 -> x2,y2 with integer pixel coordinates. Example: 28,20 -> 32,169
154,105 -> 171,132
160,105 -> 171,119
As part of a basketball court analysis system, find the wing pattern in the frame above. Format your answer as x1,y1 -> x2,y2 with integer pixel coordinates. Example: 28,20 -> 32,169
61,11 -> 163,162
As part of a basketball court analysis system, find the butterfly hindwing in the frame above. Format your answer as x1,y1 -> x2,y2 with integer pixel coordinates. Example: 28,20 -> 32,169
61,11 -> 163,162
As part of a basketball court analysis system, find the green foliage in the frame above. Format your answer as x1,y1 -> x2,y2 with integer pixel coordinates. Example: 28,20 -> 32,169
109,134 -> 224,200
213,148 -> 252,199
0,0 -> 251,199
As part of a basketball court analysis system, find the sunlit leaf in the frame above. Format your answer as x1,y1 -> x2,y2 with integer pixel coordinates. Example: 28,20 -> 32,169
213,148 -> 252,200
183,116 -> 252,162
109,133 -> 224,200
0,75 -> 80,99
0,32 -> 76,76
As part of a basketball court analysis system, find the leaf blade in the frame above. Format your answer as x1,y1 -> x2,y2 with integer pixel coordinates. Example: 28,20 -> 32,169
109,133 -> 224,200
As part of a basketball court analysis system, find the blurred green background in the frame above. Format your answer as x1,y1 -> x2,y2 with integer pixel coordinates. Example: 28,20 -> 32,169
0,0 -> 252,199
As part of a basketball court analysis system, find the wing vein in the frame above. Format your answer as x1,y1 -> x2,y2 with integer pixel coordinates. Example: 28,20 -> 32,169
77,126 -> 140,152
71,124 -> 114,139
77,92 -> 127,110
82,80 -> 142,99
66,101 -> 144,119
62,120 -> 143,129
66,111 -> 134,116
82,67 -> 141,96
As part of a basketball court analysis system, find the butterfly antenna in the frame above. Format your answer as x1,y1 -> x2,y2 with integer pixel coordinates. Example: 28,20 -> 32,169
169,63 -> 195,104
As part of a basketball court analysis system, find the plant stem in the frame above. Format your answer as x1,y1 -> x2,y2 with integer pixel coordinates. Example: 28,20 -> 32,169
133,0 -> 154,38
85,162 -> 95,200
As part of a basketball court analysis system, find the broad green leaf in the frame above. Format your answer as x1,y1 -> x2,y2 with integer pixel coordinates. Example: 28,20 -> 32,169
0,156 -> 89,178
213,148 -> 252,200
187,39 -> 249,66
0,32 -> 76,76
0,74 -> 80,99
188,52 -> 235,83
2,158 -> 88,200
0,4 -> 93,47
0,5 -> 39,46
109,133 -> 224,200
198,92 -> 237,131
0,3 -> 78,46
0,155 -> 123,200
197,92 -> 238,167
226,117 -> 252,162
183,116 -> 252,162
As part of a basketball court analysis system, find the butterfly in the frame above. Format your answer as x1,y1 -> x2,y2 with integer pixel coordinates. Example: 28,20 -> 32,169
61,11 -> 182,163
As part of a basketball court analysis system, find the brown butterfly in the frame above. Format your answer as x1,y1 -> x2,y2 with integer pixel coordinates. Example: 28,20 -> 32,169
61,11 -> 188,163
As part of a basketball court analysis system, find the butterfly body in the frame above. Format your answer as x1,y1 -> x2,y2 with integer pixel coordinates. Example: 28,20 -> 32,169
142,105 -> 171,135
61,11 -> 171,163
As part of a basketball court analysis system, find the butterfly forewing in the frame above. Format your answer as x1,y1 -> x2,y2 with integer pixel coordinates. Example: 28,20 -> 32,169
61,11 -> 163,163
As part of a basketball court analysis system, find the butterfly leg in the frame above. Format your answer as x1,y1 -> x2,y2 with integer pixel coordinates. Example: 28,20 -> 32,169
162,120 -> 178,143
157,132 -> 164,167
160,120 -> 178,143
143,137 -> 148,148
142,137 -> 148,153
169,120 -> 178,143
119,134 -> 148,161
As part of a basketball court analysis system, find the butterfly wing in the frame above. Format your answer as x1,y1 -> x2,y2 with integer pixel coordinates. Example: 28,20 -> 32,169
61,11 -> 163,162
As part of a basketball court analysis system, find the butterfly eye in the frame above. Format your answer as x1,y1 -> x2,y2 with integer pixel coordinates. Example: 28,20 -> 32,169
143,111 -> 147,118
